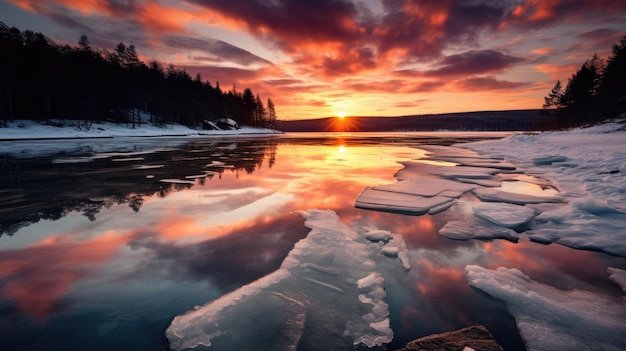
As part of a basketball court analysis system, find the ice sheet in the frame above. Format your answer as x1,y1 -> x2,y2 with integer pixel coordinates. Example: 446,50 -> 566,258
462,121 -> 626,256
166,210 -> 393,350
466,265 -> 626,351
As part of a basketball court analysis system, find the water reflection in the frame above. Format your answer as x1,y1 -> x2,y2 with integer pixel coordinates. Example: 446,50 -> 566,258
0,133 -> 624,351
0,139 -> 278,235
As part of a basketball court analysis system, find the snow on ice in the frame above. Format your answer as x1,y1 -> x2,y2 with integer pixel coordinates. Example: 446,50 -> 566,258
465,265 -> 626,351
356,120 -> 626,257
166,210 -> 394,351
463,121 -> 626,256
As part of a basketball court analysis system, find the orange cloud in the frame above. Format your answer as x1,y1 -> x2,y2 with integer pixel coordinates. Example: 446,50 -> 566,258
532,47 -> 554,55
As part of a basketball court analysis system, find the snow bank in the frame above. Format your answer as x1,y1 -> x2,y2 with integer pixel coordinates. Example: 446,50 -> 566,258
465,265 -> 626,351
165,210 -> 393,350
0,119 -> 280,140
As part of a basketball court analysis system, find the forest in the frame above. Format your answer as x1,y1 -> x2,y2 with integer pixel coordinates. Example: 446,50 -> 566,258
543,35 -> 626,127
0,22 -> 277,129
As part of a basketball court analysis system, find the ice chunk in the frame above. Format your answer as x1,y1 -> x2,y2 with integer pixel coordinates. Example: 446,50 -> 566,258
395,161 -> 499,182
391,234 -> 412,271
473,202 -> 536,228
132,164 -> 164,169
159,178 -> 196,184
166,210 -> 392,350
372,177 -> 476,197
474,187 -> 563,205
466,265 -> 626,351
357,272 -> 383,290
365,230 -> 412,271
381,245 -> 399,257
425,154 -> 516,170
355,187 -> 454,215
365,229 -> 393,242
439,217 -> 519,242
428,200 -> 456,214
607,267 -> 626,295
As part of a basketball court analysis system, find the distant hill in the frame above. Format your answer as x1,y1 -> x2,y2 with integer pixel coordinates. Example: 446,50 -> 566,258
276,109 -> 548,132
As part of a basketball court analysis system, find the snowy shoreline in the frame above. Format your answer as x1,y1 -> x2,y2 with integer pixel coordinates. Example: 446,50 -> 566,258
0,119 -> 282,141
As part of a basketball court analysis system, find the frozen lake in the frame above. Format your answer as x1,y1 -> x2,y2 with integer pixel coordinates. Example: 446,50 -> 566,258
1,132 -> 624,350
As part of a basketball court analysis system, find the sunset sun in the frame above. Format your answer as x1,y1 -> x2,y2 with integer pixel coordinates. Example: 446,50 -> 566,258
337,112 -> 347,119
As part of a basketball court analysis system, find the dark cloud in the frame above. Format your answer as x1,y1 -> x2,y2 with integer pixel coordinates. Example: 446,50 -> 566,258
180,65 -> 264,86
577,28 -> 619,39
164,35 -> 272,66
344,79 -> 410,93
189,0 -> 367,51
428,50 -> 526,77
392,100 -> 429,108
262,78 -> 304,86
410,80 -> 447,93
318,46 -> 377,76
455,76 -> 528,91
377,0 -> 519,58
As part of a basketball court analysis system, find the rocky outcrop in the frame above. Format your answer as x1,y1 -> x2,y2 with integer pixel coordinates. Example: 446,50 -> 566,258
395,325 -> 504,351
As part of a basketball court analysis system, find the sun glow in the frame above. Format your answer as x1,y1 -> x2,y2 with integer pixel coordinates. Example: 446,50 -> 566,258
337,112 -> 346,119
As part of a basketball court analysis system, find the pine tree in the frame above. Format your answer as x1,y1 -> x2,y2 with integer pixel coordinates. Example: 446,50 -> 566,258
598,36 -> 626,117
267,98 -> 277,129
543,80 -> 563,110
560,53 -> 604,123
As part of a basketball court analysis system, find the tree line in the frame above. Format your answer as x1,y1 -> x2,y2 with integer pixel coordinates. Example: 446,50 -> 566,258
0,23 -> 277,129
543,35 -> 626,127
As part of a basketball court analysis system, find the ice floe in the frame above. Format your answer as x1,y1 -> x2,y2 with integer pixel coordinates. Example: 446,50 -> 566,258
166,210 -> 394,350
465,265 -> 626,351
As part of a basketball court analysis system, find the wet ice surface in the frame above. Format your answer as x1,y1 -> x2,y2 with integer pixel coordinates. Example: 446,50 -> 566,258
466,265 -> 626,351
166,210 -> 396,351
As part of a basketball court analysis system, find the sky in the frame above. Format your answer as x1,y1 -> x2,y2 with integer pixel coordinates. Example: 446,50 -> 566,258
1,0 -> 625,120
